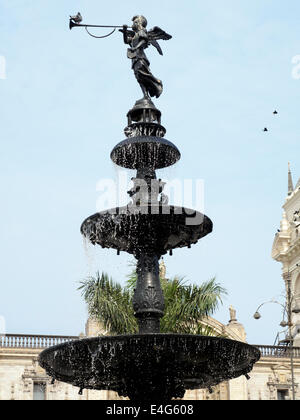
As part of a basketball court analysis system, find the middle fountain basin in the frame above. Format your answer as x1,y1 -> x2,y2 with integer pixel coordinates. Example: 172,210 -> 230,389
80,205 -> 213,256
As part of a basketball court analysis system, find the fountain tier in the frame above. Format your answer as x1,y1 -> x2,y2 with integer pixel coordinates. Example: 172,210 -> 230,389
39,334 -> 260,401
81,205 -> 213,256
111,136 -> 181,170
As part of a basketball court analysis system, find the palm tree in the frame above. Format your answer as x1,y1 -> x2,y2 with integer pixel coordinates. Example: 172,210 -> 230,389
78,272 -> 136,335
78,269 -> 226,336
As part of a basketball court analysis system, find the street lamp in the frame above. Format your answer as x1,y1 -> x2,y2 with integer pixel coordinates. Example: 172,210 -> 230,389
285,272 -> 296,401
280,320 -> 288,328
252,299 -> 285,323
253,311 -> 261,320
253,279 -> 297,401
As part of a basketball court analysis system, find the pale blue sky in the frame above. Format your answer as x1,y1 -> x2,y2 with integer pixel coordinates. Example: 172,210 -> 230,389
0,0 -> 300,345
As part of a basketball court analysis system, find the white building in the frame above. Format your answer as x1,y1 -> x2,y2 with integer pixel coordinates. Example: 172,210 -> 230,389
272,164 -> 300,347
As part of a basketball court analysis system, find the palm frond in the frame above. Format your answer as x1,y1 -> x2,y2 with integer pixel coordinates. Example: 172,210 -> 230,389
160,277 -> 226,334
79,272 -> 137,335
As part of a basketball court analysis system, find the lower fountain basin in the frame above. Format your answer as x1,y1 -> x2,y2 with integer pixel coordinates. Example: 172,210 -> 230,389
81,205 -> 212,256
39,334 -> 260,401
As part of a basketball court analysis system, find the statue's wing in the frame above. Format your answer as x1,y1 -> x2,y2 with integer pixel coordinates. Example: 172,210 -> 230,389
150,39 -> 163,55
148,26 -> 172,41
148,27 -> 172,56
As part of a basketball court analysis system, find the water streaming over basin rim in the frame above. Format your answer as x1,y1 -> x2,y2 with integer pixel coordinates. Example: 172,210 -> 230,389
80,205 -> 213,255
39,334 -> 260,397
110,136 -> 181,170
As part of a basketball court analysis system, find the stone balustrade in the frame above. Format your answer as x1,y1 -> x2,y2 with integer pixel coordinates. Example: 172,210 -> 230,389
0,334 -> 78,349
1,335 -> 300,359
255,344 -> 300,358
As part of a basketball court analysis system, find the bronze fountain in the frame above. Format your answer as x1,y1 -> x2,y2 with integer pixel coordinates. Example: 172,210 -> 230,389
39,14 -> 260,401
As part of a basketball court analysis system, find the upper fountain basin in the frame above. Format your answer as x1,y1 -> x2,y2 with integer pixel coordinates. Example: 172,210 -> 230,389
110,136 -> 181,170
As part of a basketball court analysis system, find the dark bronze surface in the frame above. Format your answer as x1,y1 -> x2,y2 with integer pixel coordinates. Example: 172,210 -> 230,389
110,136 -> 180,170
80,205 -> 212,257
121,16 -> 171,100
39,335 -> 261,401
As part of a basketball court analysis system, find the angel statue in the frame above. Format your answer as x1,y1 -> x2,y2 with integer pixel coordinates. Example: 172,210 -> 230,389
120,16 -> 172,100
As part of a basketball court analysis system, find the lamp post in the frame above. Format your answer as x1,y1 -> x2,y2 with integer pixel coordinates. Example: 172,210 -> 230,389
286,272 -> 296,401
253,275 -> 298,400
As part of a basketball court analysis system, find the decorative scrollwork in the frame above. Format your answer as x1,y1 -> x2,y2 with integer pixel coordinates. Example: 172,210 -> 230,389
125,123 -> 166,138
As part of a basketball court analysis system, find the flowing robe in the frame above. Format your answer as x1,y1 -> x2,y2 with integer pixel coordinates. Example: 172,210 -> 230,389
128,29 -> 163,98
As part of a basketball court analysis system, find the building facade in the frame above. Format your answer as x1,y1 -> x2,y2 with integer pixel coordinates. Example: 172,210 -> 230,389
272,164 -> 300,347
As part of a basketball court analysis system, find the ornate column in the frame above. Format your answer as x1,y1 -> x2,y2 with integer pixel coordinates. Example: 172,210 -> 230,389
133,254 -> 165,333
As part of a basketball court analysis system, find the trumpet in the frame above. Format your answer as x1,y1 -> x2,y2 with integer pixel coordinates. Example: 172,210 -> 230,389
69,13 -> 131,38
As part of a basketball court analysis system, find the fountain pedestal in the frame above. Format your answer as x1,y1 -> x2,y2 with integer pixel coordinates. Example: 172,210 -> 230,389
133,254 -> 164,334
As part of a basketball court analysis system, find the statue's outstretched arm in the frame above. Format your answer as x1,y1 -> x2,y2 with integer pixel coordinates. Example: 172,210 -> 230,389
122,25 -> 129,44
120,25 -> 134,44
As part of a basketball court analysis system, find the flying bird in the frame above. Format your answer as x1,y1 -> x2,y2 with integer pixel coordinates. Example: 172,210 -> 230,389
263,128 -> 268,132
70,12 -> 82,24
273,110 -> 278,115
